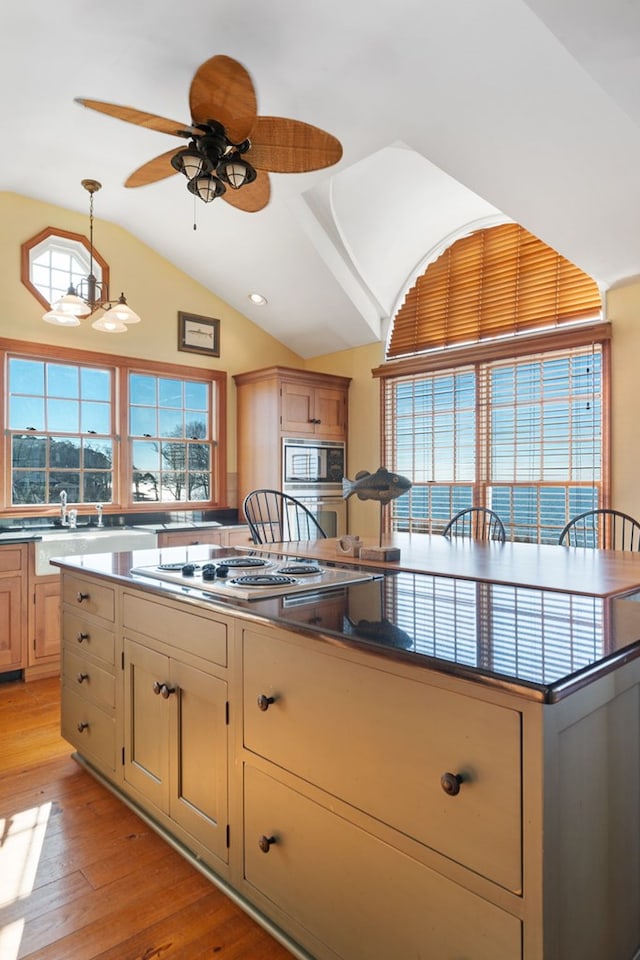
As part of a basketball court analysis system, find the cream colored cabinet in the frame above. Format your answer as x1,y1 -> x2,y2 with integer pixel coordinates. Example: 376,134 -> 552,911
0,544 -> 27,672
234,366 -> 350,505
244,763 -> 522,960
60,573 -> 117,776
58,568 -> 640,960
121,590 -> 230,868
243,626 -> 521,891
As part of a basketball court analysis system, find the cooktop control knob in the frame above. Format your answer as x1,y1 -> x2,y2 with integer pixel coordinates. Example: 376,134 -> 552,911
201,564 -> 217,581
181,563 -> 196,577
215,564 -> 229,578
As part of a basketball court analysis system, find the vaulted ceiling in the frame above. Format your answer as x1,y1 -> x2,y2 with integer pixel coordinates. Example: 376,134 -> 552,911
3,0 -> 640,357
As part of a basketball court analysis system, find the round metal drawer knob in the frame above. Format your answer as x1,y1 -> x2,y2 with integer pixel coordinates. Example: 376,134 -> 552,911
257,694 -> 275,711
77,673 -> 89,684
440,772 -> 464,796
77,632 -> 89,643
258,835 -> 276,853
77,721 -> 89,732
76,592 -> 90,603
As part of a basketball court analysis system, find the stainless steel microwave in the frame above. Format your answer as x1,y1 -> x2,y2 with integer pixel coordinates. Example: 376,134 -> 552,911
282,438 -> 345,494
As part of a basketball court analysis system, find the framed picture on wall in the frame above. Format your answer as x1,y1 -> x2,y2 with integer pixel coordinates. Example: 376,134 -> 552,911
178,312 -> 220,357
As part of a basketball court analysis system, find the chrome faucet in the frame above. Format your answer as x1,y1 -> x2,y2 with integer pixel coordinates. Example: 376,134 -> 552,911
95,503 -> 104,528
60,490 -> 68,526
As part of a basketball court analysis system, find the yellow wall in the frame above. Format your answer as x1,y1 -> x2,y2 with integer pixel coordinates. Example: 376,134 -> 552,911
306,343 -> 383,534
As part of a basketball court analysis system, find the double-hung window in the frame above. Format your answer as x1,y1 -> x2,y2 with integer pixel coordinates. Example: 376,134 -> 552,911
378,223 -> 606,544
3,343 -> 225,513
8,356 -> 114,505
382,341 -> 605,543
129,372 -> 212,503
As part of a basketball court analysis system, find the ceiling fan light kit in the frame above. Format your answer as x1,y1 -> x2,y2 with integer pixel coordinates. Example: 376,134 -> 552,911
43,178 -> 141,333
74,54 -> 343,214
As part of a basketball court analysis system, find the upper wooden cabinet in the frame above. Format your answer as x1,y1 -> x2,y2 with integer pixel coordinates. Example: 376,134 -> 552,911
280,380 -> 347,438
233,366 -> 351,505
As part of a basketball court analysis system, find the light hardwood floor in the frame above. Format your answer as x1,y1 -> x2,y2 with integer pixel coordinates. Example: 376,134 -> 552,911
0,677 -> 293,960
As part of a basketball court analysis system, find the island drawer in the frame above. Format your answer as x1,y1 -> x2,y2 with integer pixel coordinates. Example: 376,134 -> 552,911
62,575 -> 115,622
63,611 -> 115,665
123,592 -> 227,666
61,685 -> 116,773
244,763 -> 522,960
62,646 -> 116,710
243,627 -> 522,892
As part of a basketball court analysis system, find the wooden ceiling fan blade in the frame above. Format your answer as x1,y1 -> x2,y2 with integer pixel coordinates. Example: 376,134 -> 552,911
222,170 -> 271,213
247,117 -> 343,173
75,98 -> 195,138
189,55 -> 257,143
124,149 -> 183,188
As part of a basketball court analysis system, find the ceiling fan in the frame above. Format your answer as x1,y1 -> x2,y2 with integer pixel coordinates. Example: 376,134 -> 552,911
75,54 -> 343,213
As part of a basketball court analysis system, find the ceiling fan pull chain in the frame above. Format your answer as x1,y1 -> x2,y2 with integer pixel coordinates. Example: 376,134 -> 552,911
193,192 -> 198,231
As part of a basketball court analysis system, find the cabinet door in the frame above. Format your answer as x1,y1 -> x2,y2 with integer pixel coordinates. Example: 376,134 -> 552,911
244,764 -> 522,960
280,382 -> 347,439
170,660 -> 228,863
123,638 -> 171,812
313,386 -> 347,438
0,573 -> 25,670
280,381 -> 316,434
32,579 -> 60,664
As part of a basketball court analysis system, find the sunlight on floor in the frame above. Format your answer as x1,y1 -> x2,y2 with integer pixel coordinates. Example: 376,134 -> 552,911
0,802 -> 52,960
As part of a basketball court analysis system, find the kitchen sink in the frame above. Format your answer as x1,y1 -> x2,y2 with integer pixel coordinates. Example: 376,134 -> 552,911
35,527 -> 158,575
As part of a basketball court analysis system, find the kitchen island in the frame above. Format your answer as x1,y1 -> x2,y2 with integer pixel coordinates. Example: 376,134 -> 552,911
54,544 -> 640,960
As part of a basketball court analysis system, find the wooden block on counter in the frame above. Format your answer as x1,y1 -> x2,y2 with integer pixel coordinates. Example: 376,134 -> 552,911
359,546 -> 401,562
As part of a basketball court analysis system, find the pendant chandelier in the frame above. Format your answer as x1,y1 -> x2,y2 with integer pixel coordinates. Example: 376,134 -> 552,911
42,179 -> 141,333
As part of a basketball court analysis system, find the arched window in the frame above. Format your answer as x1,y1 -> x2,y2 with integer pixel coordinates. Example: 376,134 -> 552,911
375,224 -> 609,543
21,227 -> 108,312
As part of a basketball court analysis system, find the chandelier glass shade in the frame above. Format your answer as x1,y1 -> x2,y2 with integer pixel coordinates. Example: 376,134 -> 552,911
42,180 -> 140,333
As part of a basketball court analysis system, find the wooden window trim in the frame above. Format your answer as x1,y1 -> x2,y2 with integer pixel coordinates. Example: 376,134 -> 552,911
373,321 -> 612,379
0,336 -> 227,518
21,226 -> 110,312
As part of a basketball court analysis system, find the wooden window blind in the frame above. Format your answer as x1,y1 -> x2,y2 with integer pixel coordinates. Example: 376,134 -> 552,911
387,223 -> 602,359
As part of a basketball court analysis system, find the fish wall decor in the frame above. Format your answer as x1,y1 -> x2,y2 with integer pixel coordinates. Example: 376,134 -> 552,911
342,467 -> 412,505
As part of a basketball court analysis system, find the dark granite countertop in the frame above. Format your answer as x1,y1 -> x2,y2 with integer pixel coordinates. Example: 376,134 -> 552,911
52,544 -> 640,704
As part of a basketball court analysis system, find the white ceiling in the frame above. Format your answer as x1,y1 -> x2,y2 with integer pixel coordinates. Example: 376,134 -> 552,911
3,0 -> 640,357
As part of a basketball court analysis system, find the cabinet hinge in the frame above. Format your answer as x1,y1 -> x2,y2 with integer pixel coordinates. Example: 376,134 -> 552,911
121,746 -> 125,766
225,701 -> 230,725
226,824 -> 230,848
121,651 -> 124,670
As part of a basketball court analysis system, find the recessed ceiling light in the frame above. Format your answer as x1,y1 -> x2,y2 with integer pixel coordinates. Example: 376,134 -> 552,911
248,292 -> 267,306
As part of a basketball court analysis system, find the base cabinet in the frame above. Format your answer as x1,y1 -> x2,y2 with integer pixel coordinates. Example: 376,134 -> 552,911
60,574 -> 117,775
244,763 -> 522,960
59,571 -> 640,960
0,545 -> 27,672
122,634 -> 229,867
157,525 -> 252,549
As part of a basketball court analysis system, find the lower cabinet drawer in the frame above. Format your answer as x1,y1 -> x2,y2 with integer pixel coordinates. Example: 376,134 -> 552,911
63,612 -> 115,666
243,629 -> 522,892
123,592 -> 228,667
62,647 -> 116,710
244,764 -> 522,960
62,575 -> 115,622
62,686 -> 116,772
